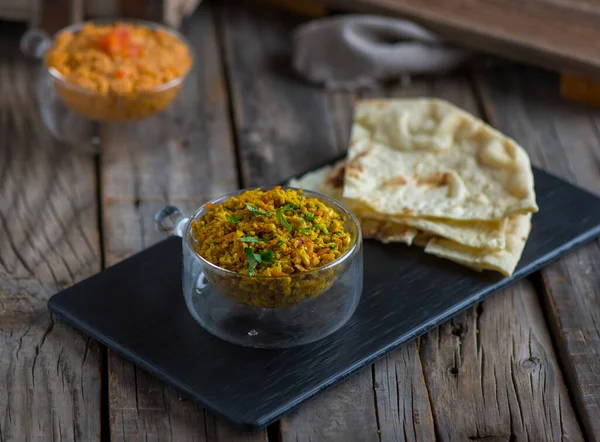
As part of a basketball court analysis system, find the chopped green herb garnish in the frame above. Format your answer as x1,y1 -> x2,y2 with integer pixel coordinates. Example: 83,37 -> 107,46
244,247 -> 274,276
330,244 -> 337,249
276,240 -> 284,247
281,203 -> 300,211
244,248 -> 260,276
276,208 -> 293,232
259,250 -> 274,264
309,203 -> 317,210
315,224 -> 329,234
241,236 -> 272,243
227,215 -> 243,224
298,227 -> 311,234
245,203 -> 271,217
332,231 -> 344,237
305,212 -> 315,221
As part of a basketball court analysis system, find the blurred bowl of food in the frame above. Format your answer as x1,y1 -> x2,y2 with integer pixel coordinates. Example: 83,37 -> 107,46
23,20 -> 193,123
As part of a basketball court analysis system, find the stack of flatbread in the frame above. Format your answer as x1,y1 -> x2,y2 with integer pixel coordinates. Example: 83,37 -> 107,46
288,98 -> 539,277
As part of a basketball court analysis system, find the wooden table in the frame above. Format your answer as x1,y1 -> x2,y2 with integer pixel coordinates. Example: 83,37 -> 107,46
1,1 -> 599,441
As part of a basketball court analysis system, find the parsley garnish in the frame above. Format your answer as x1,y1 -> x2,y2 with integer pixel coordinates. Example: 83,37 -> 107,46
298,227 -> 311,234
276,209 -> 293,232
227,215 -> 243,224
332,231 -> 344,237
244,247 -> 275,275
259,250 -> 274,264
241,236 -> 272,243
330,244 -> 337,249
315,224 -> 329,234
281,203 -> 299,211
245,203 -> 271,217
305,212 -> 315,221
244,248 -> 260,276
276,240 -> 284,247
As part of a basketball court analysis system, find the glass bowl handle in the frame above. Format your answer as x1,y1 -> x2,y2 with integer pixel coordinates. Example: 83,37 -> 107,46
20,29 -> 52,60
155,206 -> 189,238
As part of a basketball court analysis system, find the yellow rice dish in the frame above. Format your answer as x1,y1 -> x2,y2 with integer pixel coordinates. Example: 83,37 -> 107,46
189,187 -> 354,308
44,22 -> 193,121
191,187 -> 352,276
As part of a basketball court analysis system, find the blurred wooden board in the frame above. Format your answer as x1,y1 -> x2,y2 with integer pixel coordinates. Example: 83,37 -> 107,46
315,0 -> 600,79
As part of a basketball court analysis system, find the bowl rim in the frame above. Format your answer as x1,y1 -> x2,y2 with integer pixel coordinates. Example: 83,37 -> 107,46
182,187 -> 363,280
44,18 -> 194,96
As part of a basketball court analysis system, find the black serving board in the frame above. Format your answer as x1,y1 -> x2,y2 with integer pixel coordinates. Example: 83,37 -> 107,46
49,163 -> 600,431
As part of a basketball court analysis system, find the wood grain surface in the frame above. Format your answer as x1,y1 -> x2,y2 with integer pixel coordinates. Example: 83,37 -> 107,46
313,0 -> 600,80
218,0 -> 339,188
421,281 -> 583,441
361,76 -> 473,442
359,74 -> 583,441
0,30 -> 102,441
99,4 -> 266,441
217,3 -> 384,440
476,66 -> 600,441
2,0 -> 600,439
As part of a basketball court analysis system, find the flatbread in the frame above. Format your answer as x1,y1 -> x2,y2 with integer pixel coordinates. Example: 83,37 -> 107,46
343,98 -> 539,221
360,219 -> 418,245
363,212 -> 506,250
424,214 -> 531,277
287,162 -> 418,245
290,160 -> 506,250
287,161 -> 532,276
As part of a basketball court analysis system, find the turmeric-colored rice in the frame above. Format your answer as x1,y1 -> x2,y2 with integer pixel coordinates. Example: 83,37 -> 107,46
191,187 -> 352,277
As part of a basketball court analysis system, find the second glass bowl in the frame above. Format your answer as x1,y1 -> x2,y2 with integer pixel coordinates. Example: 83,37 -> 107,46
20,20 -> 194,149
155,189 -> 364,349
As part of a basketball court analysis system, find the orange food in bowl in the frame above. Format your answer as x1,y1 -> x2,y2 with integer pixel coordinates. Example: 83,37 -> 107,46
44,22 -> 193,122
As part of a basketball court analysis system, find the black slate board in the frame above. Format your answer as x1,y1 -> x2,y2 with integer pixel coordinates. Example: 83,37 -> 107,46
48,164 -> 600,430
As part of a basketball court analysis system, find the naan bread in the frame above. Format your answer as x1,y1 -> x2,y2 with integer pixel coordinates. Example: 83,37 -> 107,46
343,98 -> 539,221
361,212 -> 506,250
290,161 -> 506,250
424,214 -> 531,277
287,162 -> 418,245
288,161 -> 532,276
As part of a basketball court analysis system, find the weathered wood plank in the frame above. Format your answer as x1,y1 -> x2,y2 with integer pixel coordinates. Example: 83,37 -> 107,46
421,281 -> 583,441
0,26 -> 102,442
476,66 -> 600,441
100,5 -> 266,441
374,71 -> 584,441
218,2 -> 388,440
359,75 -> 476,442
218,0 -> 340,188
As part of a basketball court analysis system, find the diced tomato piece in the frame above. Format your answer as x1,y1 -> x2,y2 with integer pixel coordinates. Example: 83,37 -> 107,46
99,26 -> 137,57
99,33 -> 120,55
114,68 -> 126,79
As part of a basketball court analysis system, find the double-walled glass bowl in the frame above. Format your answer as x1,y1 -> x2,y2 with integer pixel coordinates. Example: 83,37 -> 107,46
155,189 -> 364,348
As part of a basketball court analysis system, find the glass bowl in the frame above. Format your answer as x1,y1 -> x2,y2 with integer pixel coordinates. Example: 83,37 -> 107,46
155,189 -> 364,349
20,20 -> 194,148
